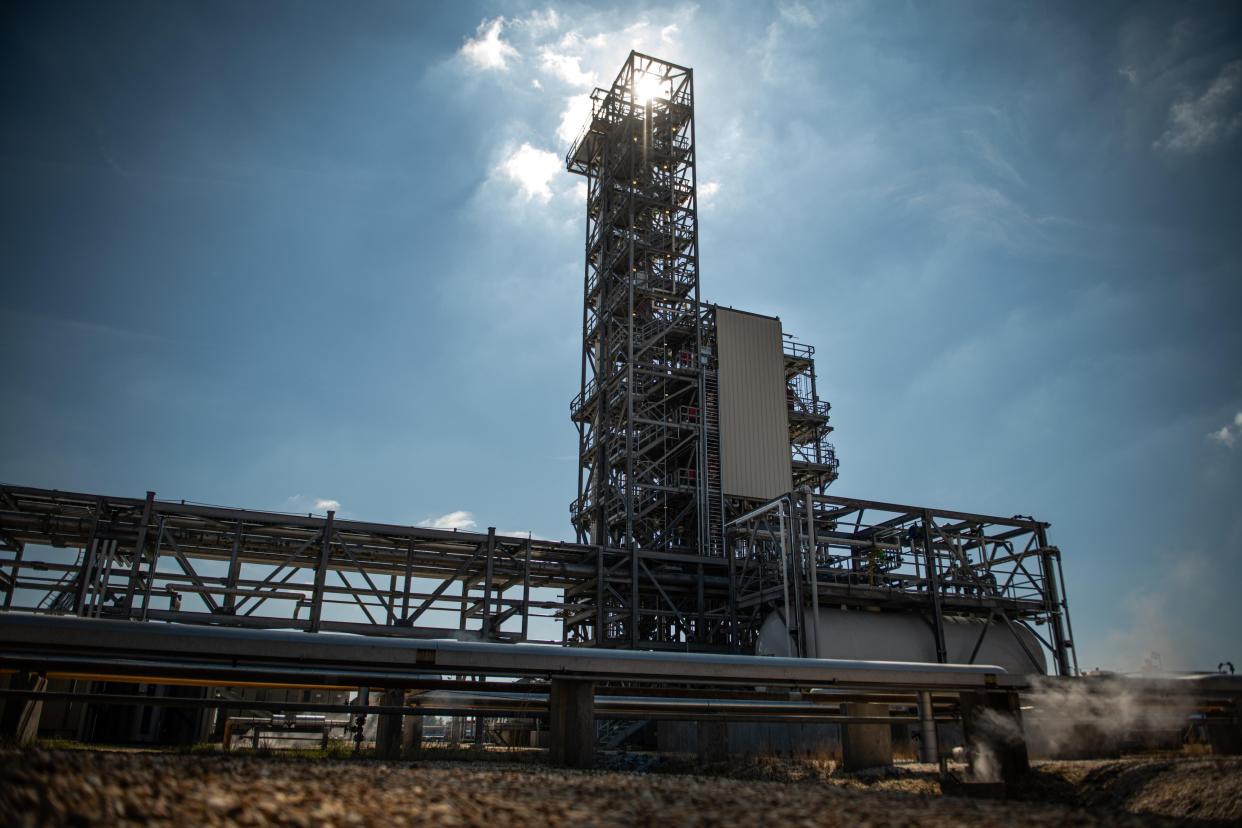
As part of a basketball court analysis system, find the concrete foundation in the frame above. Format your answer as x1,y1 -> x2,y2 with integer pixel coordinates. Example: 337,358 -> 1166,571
548,678 -> 594,769
0,671 -> 46,745
960,691 -> 1029,784
657,720 -> 841,757
696,720 -> 729,763
402,712 -> 423,755
375,688 -> 405,759
840,702 -> 892,771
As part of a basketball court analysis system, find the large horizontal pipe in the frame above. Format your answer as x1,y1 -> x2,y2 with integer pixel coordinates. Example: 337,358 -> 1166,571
0,688 -> 947,726
0,614 -> 1018,691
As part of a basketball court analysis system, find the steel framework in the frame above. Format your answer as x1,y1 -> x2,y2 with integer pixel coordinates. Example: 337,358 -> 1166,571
566,53 -> 717,649
0,482 -> 1075,674
727,492 -> 1078,676
562,53 -> 846,651
0,485 -> 582,643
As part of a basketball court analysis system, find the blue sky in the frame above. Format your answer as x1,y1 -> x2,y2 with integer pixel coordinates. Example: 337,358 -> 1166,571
1,1 -> 1239,671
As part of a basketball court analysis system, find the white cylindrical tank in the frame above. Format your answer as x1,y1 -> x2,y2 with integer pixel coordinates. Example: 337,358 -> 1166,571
755,608 -> 1047,675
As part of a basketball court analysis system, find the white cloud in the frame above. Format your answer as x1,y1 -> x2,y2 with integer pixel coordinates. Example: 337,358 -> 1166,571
539,48 -> 596,88
779,2 -> 818,28
499,529 -> 549,540
460,17 -> 520,72
531,78 -> 542,90
557,30 -> 607,52
660,24 -> 680,44
557,94 -> 594,146
521,8 -> 560,34
1155,60 -> 1242,153
1207,411 -> 1242,447
498,142 -> 562,202
1118,66 -> 1138,85
1209,425 -> 1237,448
1206,412 -> 1242,447
426,510 -> 477,531
281,495 -> 342,515
698,180 -> 720,205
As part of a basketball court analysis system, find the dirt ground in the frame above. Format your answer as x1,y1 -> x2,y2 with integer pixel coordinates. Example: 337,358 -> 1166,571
1,748 -> 1239,827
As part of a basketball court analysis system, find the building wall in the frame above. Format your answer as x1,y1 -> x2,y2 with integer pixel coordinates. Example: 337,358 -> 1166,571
716,308 -> 792,500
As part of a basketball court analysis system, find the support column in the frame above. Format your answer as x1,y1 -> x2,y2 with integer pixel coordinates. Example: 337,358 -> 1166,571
402,714 -> 424,756
960,691 -> 1029,784
1204,698 -> 1242,755
0,672 -> 46,745
696,720 -> 728,763
548,678 -> 595,769
841,702 -> 892,771
375,688 -> 405,760
352,685 -> 368,754
917,691 -> 939,764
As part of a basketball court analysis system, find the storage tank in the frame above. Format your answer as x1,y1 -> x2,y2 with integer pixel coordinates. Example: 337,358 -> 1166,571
755,608 -> 1047,675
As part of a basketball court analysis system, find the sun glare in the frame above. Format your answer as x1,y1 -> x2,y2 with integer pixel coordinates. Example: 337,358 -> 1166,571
633,71 -> 665,104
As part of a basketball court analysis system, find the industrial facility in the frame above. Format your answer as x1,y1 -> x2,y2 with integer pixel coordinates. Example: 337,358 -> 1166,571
0,52 -> 1238,780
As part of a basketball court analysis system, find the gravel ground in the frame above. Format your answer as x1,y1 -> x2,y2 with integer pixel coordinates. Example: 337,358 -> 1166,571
1,748 -> 1238,827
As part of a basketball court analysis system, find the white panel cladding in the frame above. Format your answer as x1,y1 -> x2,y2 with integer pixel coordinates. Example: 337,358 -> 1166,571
716,308 -> 792,500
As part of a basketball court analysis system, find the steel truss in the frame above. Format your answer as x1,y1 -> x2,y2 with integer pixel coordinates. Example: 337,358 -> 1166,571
0,485 -> 589,643
727,492 -> 1079,676
0,482 -> 1075,673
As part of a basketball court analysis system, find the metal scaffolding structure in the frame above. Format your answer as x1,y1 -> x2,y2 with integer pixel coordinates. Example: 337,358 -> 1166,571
566,53 -> 714,649
0,485 -> 582,643
779,334 -> 840,493
727,492 -> 1078,677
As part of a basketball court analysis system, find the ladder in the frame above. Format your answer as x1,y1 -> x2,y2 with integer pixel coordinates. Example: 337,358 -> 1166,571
703,370 -> 724,557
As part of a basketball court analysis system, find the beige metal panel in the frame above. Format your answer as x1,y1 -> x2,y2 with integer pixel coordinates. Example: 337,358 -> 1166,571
716,308 -> 792,499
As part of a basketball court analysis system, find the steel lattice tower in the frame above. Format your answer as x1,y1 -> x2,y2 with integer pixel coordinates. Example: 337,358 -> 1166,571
566,53 -> 725,648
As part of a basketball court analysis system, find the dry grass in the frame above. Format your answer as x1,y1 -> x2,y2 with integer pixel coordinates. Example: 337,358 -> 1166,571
4,748 -> 1238,827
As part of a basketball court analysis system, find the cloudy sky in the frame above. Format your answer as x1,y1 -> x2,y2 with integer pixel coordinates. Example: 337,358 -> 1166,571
2,1 -> 1239,670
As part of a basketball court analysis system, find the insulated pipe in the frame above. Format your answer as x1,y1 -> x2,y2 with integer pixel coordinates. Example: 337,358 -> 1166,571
0,614 -> 1017,691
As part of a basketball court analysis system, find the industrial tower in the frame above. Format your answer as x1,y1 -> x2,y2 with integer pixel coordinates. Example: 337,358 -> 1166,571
565,53 -> 839,649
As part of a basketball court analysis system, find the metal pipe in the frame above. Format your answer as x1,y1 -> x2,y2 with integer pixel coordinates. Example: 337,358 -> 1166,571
805,490 -> 820,659
0,614 -> 1016,691
777,501 -> 793,657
